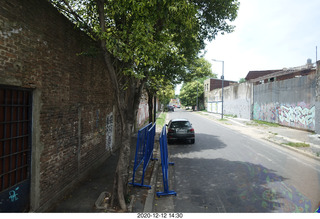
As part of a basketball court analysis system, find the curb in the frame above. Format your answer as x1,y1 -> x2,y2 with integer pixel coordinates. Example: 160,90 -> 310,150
264,137 -> 320,162
143,112 -> 169,212
143,143 -> 160,212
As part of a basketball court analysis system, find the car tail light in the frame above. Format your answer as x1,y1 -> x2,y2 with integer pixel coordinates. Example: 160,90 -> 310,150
168,128 -> 174,133
188,128 -> 194,133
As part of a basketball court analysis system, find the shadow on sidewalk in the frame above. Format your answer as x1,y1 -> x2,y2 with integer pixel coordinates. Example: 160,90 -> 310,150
48,150 -> 119,212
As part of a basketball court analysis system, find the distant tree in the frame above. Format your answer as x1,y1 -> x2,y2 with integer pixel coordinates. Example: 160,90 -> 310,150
157,84 -> 175,107
239,78 -> 246,83
179,81 -> 204,109
183,57 -> 216,82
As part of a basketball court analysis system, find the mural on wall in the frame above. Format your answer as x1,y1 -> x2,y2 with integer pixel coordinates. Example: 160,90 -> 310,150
253,102 -> 315,131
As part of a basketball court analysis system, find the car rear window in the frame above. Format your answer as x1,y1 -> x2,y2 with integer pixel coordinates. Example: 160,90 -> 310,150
170,121 -> 190,128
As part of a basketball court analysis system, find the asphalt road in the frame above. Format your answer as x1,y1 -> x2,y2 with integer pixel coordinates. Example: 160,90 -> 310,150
154,109 -> 320,213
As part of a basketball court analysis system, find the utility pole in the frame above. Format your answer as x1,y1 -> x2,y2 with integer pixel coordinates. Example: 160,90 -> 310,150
196,82 -> 198,111
212,59 -> 224,119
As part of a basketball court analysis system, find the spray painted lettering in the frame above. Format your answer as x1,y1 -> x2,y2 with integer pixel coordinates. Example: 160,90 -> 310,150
253,102 -> 315,130
278,105 -> 315,128
8,187 -> 19,202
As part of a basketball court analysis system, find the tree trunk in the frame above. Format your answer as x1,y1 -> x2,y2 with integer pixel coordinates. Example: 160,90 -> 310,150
108,79 -> 144,211
96,0 -> 146,211
147,90 -> 154,124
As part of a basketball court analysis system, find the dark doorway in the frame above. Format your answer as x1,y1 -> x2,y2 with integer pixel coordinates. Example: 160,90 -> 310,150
0,86 -> 32,212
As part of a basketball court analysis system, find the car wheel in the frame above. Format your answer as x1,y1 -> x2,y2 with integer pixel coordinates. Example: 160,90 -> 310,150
190,139 -> 195,144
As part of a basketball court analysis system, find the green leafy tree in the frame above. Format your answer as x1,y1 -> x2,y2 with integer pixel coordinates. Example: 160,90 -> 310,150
146,57 -> 216,122
183,57 -> 215,82
49,0 -> 239,210
178,58 -> 216,109
180,81 -> 204,109
180,67 -> 218,110
157,84 -> 175,106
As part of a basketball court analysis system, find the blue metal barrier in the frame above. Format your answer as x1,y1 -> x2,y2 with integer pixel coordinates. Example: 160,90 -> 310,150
140,123 -> 157,186
130,122 -> 156,188
157,125 -> 177,197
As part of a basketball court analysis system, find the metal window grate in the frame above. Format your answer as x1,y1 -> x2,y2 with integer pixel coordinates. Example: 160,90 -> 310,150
0,87 -> 32,192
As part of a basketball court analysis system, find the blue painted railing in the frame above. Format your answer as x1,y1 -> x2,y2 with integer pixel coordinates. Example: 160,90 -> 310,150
157,125 -> 176,197
130,122 -> 156,189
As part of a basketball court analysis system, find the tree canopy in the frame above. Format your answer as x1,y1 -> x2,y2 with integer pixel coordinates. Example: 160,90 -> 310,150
179,74 -> 216,109
157,84 -> 175,106
180,81 -> 204,107
50,0 -> 239,83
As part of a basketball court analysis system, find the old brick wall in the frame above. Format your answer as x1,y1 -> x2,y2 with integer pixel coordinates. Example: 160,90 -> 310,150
0,0 -> 119,211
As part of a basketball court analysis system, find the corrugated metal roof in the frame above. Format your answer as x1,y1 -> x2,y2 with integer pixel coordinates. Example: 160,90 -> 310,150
245,70 -> 282,81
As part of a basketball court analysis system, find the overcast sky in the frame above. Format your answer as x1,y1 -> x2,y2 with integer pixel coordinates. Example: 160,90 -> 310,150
203,0 -> 320,82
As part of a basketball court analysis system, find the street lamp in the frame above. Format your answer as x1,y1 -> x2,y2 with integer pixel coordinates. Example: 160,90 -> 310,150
196,82 -> 198,111
212,59 -> 224,119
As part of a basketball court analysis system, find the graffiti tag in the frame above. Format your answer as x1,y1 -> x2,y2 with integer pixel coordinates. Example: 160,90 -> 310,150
8,187 -> 19,202
279,105 -> 315,127
106,112 -> 113,151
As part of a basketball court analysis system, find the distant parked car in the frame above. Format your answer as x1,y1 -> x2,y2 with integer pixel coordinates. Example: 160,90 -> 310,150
167,105 -> 174,112
167,119 -> 195,144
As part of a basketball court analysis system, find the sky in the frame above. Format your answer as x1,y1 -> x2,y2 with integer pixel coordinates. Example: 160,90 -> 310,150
176,0 -> 320,94
204,0 -> 320,82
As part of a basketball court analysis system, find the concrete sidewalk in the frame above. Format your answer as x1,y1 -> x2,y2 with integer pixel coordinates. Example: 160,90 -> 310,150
47,120 -> 163,213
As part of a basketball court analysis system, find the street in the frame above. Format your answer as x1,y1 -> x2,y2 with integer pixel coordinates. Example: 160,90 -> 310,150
154,109 -> 320,213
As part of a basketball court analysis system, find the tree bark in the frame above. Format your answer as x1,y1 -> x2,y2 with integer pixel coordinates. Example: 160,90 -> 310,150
147,90 -> 154,124
95,0 -> 145,211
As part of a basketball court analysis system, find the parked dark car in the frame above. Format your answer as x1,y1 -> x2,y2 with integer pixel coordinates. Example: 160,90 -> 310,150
167,105 -> 174,112
167,119 -> 195,144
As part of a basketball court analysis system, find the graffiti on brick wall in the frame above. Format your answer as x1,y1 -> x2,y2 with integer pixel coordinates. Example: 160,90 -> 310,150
253,102 -> 315,130
278,105 -> 315,128
106,112 -> 113,151
8,187 -> 19,202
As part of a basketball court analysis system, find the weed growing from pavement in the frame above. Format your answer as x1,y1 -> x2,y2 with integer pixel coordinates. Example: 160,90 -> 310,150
225,114 -> 237,118
156,112 -> 167,127
283,142 -> 310,147
253,120 -> 279,127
